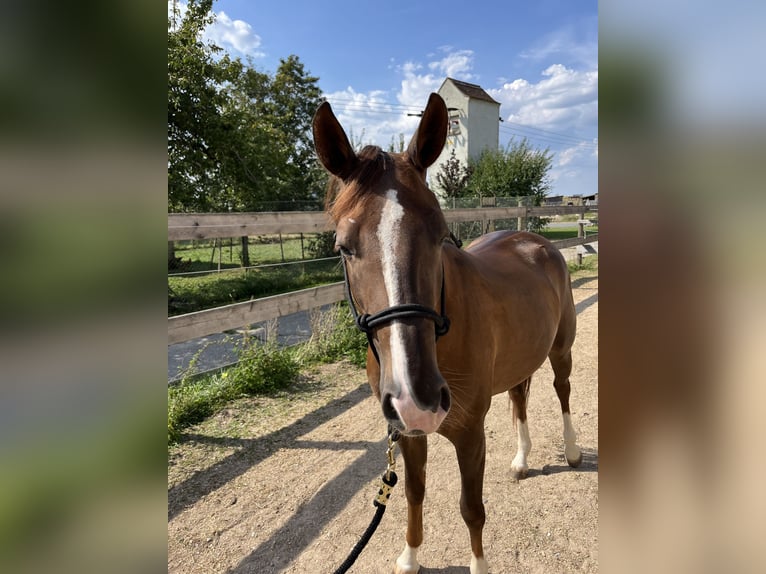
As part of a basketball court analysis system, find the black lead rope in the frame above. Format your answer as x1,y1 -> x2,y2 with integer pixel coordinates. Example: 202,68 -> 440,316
332,428 -> 401,574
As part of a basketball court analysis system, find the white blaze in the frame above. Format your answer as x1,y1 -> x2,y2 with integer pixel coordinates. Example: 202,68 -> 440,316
377,190 -> 410,390
377,189 -> 405,306
377,189 -> 444,433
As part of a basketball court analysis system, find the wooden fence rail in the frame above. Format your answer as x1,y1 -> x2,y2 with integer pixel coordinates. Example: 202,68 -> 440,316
168,206 -> 598,344
168,205 -> 596,241
168,282 -> 346,345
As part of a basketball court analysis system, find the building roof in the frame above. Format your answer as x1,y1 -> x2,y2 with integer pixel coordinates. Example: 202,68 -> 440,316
441,78 -> 500,105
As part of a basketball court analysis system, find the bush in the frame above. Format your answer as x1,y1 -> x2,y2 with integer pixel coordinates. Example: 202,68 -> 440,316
297,303 -> 368,367
167,334 -> 300,444
230,337 -> 300,394
306,231 -> 336,259
168,374 -> 236,443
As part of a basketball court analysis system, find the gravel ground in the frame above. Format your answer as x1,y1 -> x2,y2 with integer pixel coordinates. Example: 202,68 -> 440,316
168,264 -> 598,574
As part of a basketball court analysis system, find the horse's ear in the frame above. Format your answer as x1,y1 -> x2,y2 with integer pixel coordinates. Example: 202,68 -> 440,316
313,101 -> 358,180
407,93 -> 448,171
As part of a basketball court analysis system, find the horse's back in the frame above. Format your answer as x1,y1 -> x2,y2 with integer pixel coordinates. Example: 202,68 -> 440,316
457,230 -> 576,388
466,230 -> 570,291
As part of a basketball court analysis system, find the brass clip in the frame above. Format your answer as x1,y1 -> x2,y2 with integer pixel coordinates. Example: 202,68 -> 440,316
385,433 -> 397,478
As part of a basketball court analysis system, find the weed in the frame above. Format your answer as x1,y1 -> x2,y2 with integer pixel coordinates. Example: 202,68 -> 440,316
167,330 -> 300,444
230,334 -> 299,395
296,304 -> 368,367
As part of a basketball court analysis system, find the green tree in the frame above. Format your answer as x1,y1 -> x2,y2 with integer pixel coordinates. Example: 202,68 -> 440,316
168,2 -> 325,213
434,148 -> 473,199
168,0 -> 245,212
468,139 -> 553,200
467,139 -> 553,232
168,2 -> 326,265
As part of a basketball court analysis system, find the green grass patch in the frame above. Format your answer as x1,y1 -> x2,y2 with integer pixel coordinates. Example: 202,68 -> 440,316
538,226 -> 598,241
568,254 -> 599,275
173,235 -> 316,269
168,258 -> 342,315
168,335 -> 301,443
295,304 -> 369,368
168,305 -> 366,444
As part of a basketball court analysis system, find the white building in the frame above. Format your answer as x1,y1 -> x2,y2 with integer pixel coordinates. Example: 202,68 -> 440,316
429,78 -> 501,197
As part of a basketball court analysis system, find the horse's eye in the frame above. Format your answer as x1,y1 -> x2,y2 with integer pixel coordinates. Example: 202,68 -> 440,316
337,245 -> 353,258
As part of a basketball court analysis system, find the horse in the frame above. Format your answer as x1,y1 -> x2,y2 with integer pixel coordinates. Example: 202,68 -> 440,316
312,93 -> 582,574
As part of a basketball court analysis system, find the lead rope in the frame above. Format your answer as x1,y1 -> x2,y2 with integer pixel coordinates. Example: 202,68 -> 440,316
331,427 -> 401,574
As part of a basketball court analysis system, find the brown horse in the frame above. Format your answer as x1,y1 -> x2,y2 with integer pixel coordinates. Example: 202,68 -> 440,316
313,93 -> 582,574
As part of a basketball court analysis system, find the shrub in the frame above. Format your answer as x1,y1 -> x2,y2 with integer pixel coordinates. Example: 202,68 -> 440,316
230,337 -> 300,394
306,231 -> 336,259
297,303 -> 368,367
167,333 -> 300,444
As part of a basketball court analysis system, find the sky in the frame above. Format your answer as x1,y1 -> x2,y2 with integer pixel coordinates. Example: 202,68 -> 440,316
170,0 -> 598,197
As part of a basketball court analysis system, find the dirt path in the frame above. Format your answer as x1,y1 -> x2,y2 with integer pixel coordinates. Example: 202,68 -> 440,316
168,266 -> 598,574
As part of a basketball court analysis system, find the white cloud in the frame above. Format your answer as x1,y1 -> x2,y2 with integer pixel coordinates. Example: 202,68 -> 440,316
490,64 -> 598,133
427,49 -> 475,79
206,10 -> 264,57
556,139 -> 598,167
168,1 -> 264,58
323,87 -> 420,148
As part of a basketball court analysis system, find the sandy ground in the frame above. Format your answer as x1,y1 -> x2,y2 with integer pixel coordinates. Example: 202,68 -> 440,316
168,266 -> 598,574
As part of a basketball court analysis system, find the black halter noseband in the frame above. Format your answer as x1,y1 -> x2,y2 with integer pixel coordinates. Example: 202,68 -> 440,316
340,234 -> 460,364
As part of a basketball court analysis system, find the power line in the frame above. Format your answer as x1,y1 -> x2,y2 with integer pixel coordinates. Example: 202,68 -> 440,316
499,125 -> 597,150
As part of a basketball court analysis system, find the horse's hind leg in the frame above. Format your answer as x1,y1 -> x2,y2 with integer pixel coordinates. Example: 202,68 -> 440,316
509,378 -> 532,479
550,349 -> 582,467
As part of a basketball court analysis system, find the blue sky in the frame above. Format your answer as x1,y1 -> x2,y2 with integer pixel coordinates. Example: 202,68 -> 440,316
171,0 -> 598,197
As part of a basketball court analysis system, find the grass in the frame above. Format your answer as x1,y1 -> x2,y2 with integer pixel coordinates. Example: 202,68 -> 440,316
173,234 -> 314,268
168,258 -> 342,316
538,226 -> 598,241
568,253 -> 599,275
168,304 -> 367,444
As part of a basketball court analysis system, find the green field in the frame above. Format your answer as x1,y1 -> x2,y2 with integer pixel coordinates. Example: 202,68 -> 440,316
168,226 -> 597,316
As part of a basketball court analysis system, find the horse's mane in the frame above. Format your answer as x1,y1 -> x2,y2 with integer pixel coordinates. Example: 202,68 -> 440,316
325,145 -> 393,222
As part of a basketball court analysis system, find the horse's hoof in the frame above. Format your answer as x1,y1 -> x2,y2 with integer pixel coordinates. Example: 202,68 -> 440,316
394,545 -> 420,574
470,555 -> 489,574
510,465 -> 528,480
566,450 -> 583,468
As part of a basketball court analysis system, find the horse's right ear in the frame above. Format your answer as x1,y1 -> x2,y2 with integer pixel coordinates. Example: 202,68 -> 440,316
312,101 -> 358,180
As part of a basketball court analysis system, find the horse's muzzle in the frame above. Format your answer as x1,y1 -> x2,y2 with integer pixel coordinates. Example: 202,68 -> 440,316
381,382 -> 450,435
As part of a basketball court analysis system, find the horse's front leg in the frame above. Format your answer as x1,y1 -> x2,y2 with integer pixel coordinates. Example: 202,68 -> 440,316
394,434 -> 427,574
454,427 -> 489,574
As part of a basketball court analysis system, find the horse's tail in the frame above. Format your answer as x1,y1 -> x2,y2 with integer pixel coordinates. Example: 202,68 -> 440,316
510,376 -> 532,430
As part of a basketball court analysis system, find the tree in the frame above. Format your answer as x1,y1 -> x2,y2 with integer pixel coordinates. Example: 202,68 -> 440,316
468,139 -> 553,201
467,139 -> 553,232
168,3 -> 325,213
168,0 -> 244,212
434,149 -> 473,200
168,2 -> 326,266
266,56 -> 326,204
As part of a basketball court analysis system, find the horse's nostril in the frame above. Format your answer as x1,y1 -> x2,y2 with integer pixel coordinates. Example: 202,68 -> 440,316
382,393 -> 400,424
440,386 -> 451,412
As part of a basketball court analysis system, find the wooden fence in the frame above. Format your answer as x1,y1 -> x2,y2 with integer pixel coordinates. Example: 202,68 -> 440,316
168,205 -> 598,345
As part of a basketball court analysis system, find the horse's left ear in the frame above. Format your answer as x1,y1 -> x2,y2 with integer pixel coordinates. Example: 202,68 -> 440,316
407,93 -> 448,171
313,101 -> 359,180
